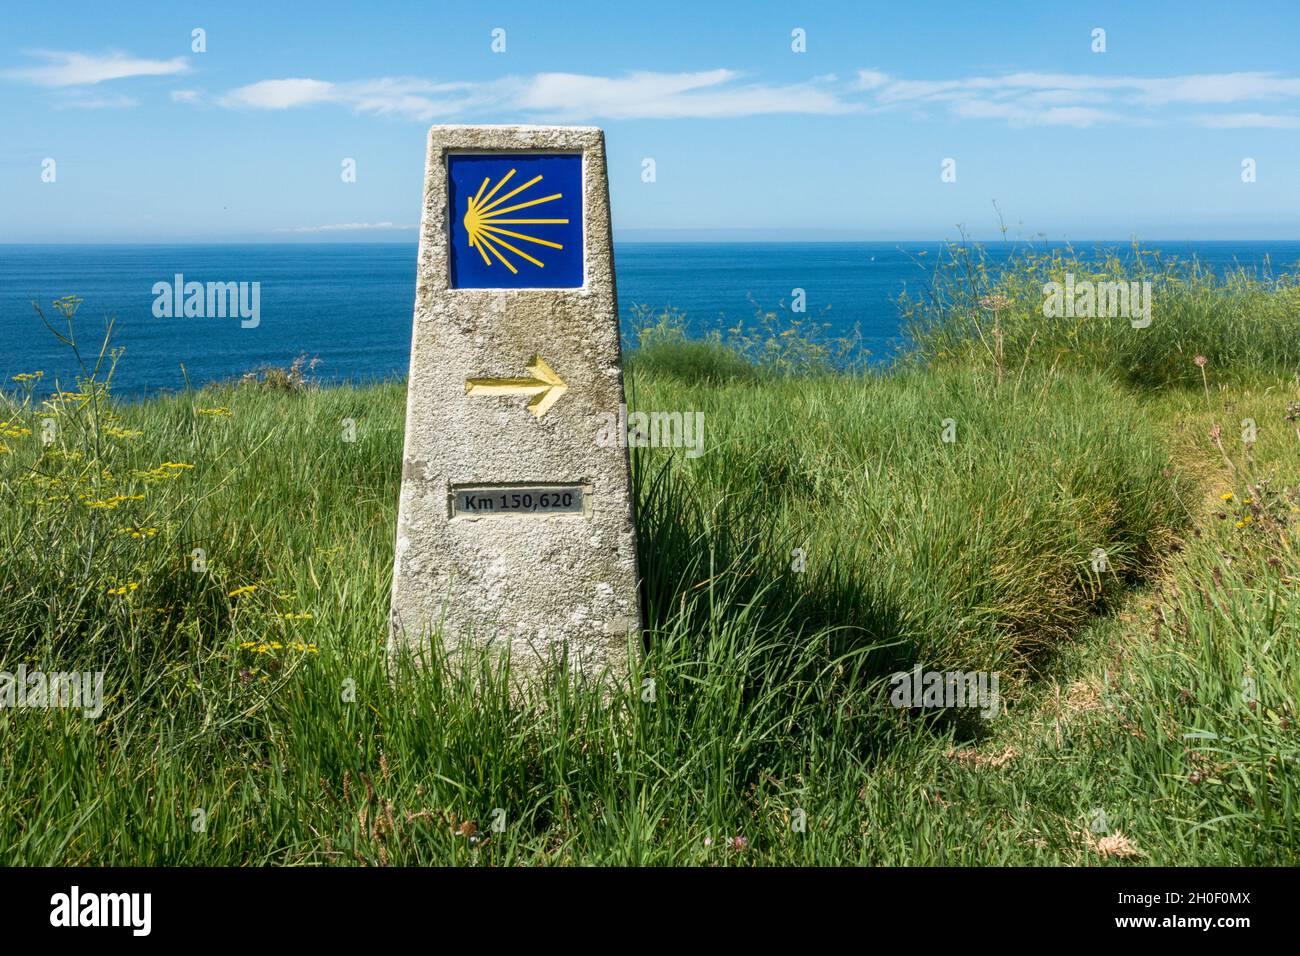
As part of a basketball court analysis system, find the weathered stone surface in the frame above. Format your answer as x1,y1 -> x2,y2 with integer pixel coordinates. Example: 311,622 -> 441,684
389,125 -> 641,683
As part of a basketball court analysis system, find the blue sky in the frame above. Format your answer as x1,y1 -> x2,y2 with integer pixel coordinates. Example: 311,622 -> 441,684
2,0 -> 1298,242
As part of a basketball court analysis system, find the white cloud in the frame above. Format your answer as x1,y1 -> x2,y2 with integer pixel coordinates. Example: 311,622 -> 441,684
4,49 -> 189,87
512,70 -> 852,119
220,78 -> 337,110
220,76 -> 491,119
51,90 -> 140,110
951,99 -> 1120,127
274,222 -> 417,233
1132,72 -> 1300,105
855,69 -> 890,91
339,78 -> 488,118
170,89 -> 202,104
861,69 -> 1300,104
216,69 -> 855,121
191,65 -> 1300,129
1195,112 -> 1300,129
1021,89 -> 1111,106
853,68 -> 1300,128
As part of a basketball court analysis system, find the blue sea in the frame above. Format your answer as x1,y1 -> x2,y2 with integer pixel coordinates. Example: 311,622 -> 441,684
3,241 -> 1298,397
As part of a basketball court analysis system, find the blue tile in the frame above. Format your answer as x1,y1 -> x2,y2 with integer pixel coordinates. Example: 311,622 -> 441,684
447,153 -> 584,289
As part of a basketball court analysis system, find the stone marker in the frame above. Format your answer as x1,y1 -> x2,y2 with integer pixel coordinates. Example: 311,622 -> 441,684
389,125 -> 642,683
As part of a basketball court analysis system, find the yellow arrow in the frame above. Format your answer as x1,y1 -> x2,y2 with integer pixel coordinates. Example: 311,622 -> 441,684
465,355 -> 568,418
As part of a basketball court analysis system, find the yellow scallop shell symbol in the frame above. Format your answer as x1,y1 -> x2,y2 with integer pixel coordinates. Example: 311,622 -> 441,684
463,169 -> 569,274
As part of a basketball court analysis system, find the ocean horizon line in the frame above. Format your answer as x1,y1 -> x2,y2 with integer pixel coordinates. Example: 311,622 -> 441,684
3,236 -> 1300,247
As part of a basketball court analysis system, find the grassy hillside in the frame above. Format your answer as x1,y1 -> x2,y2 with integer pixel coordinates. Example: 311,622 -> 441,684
0,253 -> 1296,864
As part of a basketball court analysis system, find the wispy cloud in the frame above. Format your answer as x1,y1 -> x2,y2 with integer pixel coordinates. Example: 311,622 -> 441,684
1195,112 -> 1300,129
219,76 -> 489,118
856,68 -> 1300,127
4,49 -> 189,87
217,69 -> 854,121
274,221 -> 417,234
949,99 -> 1121,128
51,90 -> 140,110
510,70 -> 851,119
187,65 -> 1300,128
221,78 -> 337,110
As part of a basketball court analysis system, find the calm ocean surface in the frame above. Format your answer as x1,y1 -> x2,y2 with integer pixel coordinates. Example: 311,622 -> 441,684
3,241 -> 1298,397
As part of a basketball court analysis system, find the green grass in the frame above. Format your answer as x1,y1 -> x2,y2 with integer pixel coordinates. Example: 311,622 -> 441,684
901,242 -> 1300,389
1,261 -> 1297,865
631,362 -> 1187,679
